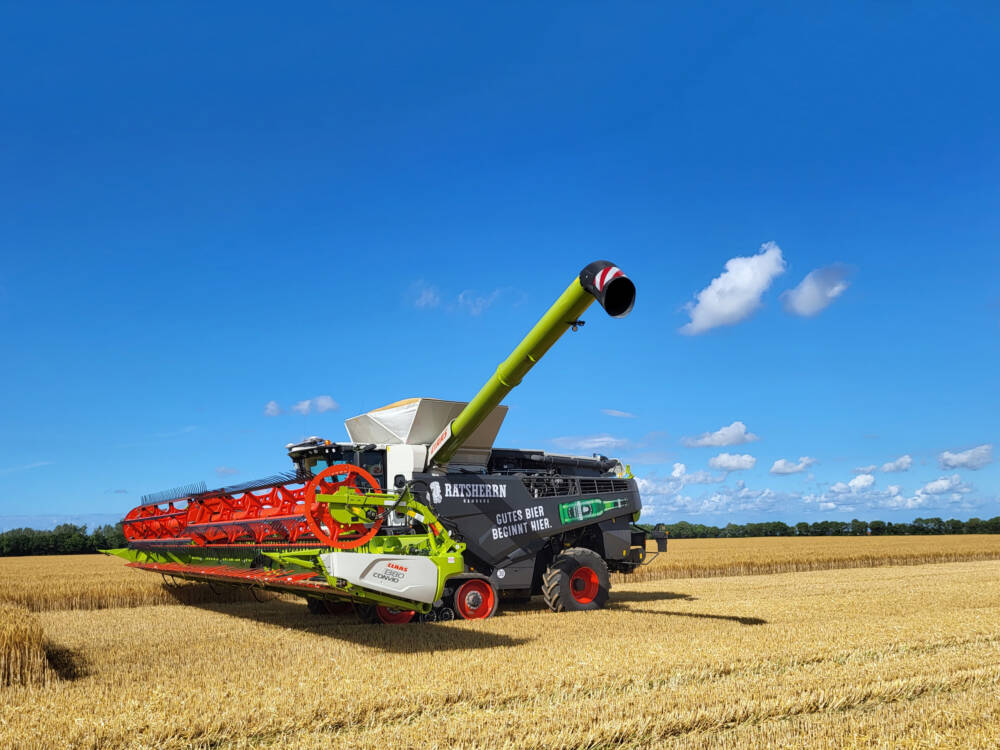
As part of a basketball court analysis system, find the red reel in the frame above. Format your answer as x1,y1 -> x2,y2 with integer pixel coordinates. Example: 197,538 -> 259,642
303,463 -> 384,549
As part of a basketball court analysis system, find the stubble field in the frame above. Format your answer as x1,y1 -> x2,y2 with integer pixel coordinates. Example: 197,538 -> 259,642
2,536 -> 999,749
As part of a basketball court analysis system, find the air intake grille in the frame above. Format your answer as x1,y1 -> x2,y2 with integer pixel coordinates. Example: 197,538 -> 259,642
577,478 -> 631,495
521,476 -> 577,498
521,476 -> 632,498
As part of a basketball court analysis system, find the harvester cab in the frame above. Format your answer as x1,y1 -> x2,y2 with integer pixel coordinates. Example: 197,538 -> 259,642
109,261 -> 664,623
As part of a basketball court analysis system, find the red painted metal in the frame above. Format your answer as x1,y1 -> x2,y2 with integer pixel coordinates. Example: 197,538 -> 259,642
454,579 -> 497,620
302,464 -> 384,549
121,463 -> 383,548
375,606 -> 416,624
127,561 -> 334,592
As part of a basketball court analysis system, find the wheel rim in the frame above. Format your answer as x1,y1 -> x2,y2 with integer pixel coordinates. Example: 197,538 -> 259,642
569,566 -> 600,604
375,606 -> 416,624
455,580 -> 495,620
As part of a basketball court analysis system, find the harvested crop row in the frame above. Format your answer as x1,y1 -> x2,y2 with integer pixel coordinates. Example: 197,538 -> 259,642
614,534 -> 1000,584
0,555 -> 276,612
0,603 -> 47,688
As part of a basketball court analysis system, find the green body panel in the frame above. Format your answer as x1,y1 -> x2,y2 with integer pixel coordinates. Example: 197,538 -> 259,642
431,277 -> 596,465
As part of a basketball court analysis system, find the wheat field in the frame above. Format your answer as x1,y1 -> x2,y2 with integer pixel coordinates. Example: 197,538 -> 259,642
0,604 -> 48,688
617,533 -> 1000,583
0,555 -> 273,611
1,539 -> 999,748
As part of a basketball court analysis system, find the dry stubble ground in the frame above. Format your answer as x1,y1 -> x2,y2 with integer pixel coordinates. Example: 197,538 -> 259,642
1,539 -> 999,748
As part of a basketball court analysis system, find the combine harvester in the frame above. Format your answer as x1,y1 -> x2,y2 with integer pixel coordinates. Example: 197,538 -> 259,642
108,261 -> 666,622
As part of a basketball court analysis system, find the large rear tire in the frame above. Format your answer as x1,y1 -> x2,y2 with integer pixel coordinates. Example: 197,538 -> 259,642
542,548 -> 610,612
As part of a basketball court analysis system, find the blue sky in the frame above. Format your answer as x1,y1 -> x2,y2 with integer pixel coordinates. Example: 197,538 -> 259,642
1,2 -> 997,528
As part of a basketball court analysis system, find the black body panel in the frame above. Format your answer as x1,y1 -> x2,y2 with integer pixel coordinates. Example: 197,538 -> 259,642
414,472 -> 641,575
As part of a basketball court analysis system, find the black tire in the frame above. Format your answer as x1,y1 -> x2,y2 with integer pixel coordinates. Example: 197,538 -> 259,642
542,548 -> 611,612
306,598 -> 353,615
306,597 -> 332,615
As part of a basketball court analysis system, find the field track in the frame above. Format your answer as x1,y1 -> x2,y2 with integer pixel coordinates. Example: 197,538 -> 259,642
1,540 -> 999,748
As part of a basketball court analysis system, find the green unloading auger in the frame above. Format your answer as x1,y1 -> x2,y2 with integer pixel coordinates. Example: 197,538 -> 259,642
427,261 -> 636,467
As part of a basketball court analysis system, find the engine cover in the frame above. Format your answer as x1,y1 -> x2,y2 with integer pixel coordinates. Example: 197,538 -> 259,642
319,552 -> 440,603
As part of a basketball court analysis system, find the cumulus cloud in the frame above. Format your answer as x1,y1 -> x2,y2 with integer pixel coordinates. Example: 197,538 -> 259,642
880,454 -> 912,473
264,401 -> 281,417
781,264 -> 851,317
638,475 -> 792,518
215,466 -> 239,477
601,409 -> 637,418
853,465 -> 877,474
670,463 -> 726,485
291,400 -> 312,415
939,444 -> 993,470
830,473 -> 875,494
682,421 -> 759,447
679,242 -> 786,335
849,473 -> 875,491
708,453 -> 756,472
770,456 -> 817,475
920,474 -> 968,495
552,434 -> 629,452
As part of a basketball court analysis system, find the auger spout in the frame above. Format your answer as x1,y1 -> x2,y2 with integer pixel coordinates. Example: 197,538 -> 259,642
427,261 -> 636,467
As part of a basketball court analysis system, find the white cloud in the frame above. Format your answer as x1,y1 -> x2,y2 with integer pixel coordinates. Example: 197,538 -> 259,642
215,466 -> 239,477
637,476 -> 787,518
551,434 -> 629,452
601,409 -> 637,418
669,462 -> 726,485
920,474 -> 967,495
770,456 -> 817,475
781,264 -> 851,317
285,395 -> 339,416
880,454 -> 912,473
313,395 -> 339,413
457,289 -> 501,315
849,473 -> 875,491
708,453 -> 756,472
830,474 -> 875,494
853,465 -> 877,474
819,502 -> 837,511
679,242 -> 786,335
264,400 -> 281,417
411,280 -> 440,309
939,444 -> 993,470
682,421 -> 759,447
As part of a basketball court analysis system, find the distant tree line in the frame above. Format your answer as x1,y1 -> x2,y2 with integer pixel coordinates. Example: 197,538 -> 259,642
0,524 -> 127,556
647,517 -> 1000,538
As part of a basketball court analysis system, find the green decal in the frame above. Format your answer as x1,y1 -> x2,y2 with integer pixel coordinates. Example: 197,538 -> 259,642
558,497 -> 627,525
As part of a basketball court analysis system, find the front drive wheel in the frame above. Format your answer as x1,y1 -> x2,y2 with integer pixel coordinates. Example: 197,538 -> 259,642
542,548 -> 610,612
453,579 -> 498,620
